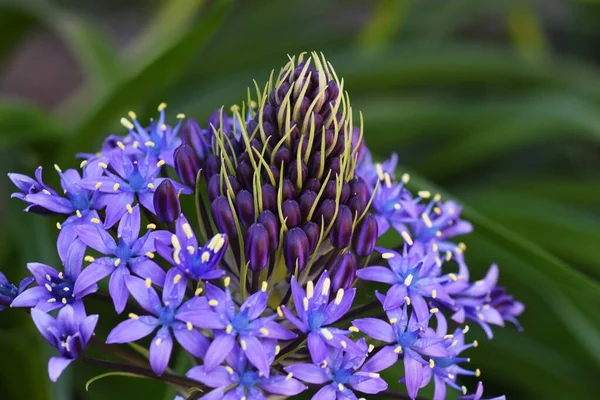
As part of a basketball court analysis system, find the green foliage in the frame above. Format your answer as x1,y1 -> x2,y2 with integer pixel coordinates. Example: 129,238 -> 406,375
0,0 -> 598,399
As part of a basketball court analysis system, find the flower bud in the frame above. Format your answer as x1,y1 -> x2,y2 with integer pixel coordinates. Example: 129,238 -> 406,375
174,144 -> 201,187
211,196 -> 237,237
153,180 -> 180,223
288,160 -> 308,187
350,177 -> 369,204
282,179 -> 295,201
204,155 -> 220,180
353,213 -> 378,257
347,196 -> 366,220
299,190 -> 317,218
258,210 -> 280,252
245,223 -> 269,271
274,147 -> 291,169
330,251 -> 357,292
340,182 -> 350,204
182,119 -> 209,160
227,175 -> 241,194
261,184 -> 277,212
308,151 -> 323,178
207,174 -> 221,203
283,228 -> 309,273
324,157 -> 340,177
236,161 -> 253,190
330,205 -> 353,249
323,180 -> 337,200
314,199 -> 336,226
304,178 -> 321,193
236,190 -> 255,228
303,222 -> 320,253
282,200 -> 301,228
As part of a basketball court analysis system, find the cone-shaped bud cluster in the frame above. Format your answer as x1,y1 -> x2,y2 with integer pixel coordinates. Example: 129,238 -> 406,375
153,180 -> 180,223
200,52 -> 371,286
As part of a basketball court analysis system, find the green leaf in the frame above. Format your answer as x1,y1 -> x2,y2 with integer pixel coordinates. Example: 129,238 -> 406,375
0,101 -> 61,146
85,372 -> 149,391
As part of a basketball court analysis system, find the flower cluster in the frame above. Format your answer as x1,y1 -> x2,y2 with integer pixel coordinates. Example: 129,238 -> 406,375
4,52 -> 522,399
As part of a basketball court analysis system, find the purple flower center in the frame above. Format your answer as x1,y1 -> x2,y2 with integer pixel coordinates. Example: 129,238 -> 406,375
47,276 -> 75,304
397,330 -> 418,348
331,367 -> 352,385
230,312 -> 250,333
68,192 -> 92,211
127,170 -> 147,193
308,309 -> 326,331
0,283 -> 17,299
115,239 -> 133,261
158,306 -> 176,326
238,369 -> 260,389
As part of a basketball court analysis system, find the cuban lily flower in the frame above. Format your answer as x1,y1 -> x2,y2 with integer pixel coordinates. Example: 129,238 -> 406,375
352,305 -> 450,400
11,247 -> 97,314
79,151 -> 191,227
154,215 -> 227,283
177,281 -> 296,377
74,205 -> 171,313
0,272 -> 33,311
357,247 -> 453,320
355,144 -> 398,190
31,305 -> 98,381
286,338 -> 388,399
281,272 -> 362,364
186,343 -> 306,400
106,269 -> 211,375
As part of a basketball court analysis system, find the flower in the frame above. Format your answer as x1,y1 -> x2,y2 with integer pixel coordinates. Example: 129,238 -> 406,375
79,152 -> 191,227
357,247 -> 453,320
31,305 -> 98,381
74,205 -> 171,313
0,272 -> 33,311
286,338 -> 388,399
186,343 -> 306,400
352,305 -> 449,400
154,215 -> 228,282
11,248 -> 97,314
355,146 -> 398,190
281,272 -> 361,364
176,281 -> 296,377
106,269 -> 210,375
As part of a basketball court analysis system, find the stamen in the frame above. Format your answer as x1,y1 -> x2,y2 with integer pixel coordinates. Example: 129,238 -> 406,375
126,204 -> 133,214
182,223 -> 194,239
321,328 -> 333,340
335,289 -> 344,305
382,252 -> 394,259
404,274 -> 413,286
401,231 -> 413,246
145,278 -> 152,288
322,278 -> 330,295
129,313 -> 139,320
120,118 -> 134,130
147,223 -> 157,230
208,300 -> 219,307
261,281 -> 268,292
306,281 -> 314,299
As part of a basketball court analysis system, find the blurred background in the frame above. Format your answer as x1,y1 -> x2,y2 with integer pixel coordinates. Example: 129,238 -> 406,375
1,0 -> 599,399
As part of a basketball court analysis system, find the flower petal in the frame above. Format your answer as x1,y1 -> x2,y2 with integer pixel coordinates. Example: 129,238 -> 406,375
240,290 -> 268,320
149,327 -> 173,375
357,266 -> 397,284
383,284 -> 407,311
307,331 -> 328,364
186,365 -> 234,388
351,318 -> 394,343
404,354 -> 424,400
106,316 -> 158,343
241,335 -> 270,377
203,333 -> 235,371
324,288 -> 355,325
173,325 -> 210,358
74,224 -> 116,255
124,275 -> 161,315
176,309 -> 226,330
11,286 -> 48,308
129,259 -> 166,287
285,363 -> 330,384
31,308 -> 57,344
361,346 -> 399,373
74,261 -> 114,296
110,266 -> 131,314
313,384 -> 337,400
259,375 -> 307,396
48,357 -> 74,382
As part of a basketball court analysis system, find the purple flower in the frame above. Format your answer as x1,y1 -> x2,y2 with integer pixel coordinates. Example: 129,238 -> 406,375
177,281 -> 296,377
0,272 -> 33,311
370,175 -> 413,237
120,105 -> 183,167
74,205 -> 171,313
286,338 -> 388,399
79,152 -> 190,227
281,272 -> 362,364
352,305 -> 449,400
106,269 -> 211,375
357,247 -> 453,320
11,247 -> 97,315
459,381 -> 506,400
187,343 -> 306,400
355,145 -> 398,190
154,215 -> 227,282
31,305 -> 98,381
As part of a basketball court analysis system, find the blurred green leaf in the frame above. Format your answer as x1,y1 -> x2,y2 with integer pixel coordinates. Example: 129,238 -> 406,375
0,101 -> 61,146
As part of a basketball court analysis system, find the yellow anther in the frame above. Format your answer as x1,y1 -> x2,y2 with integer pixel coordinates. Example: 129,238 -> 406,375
76,210 -> 82,218
173,274 -> 182,284
434,207 -> 442,215
369,372 -> 380,378
113,183 -> 120,191
462,386 -> 467,395
56,222 -> 62,230
382,252 -> 395,259
209,300 -> 219,307
368,344 -> 375,353
158,102 -> 167,111
383,173 -> 392,188
225,366 -> 234,374
147,183 -> 155,189
418,190 -> 431,199
432,243 -> 438,252
61,298 -> 67,304
84,256 -> 95,263
306,280 -> 314,299
375,163 -> 384,180
429,359 -> 435,368
90,218 -> 100,224
155,338 -> 162,346
176,113 -> 185,119
54,164 -> 62,173
143,252 -> 154,260
349,326 -> 359,333
187,322 -> 193,331
194,287 -> 203,296
171,235 -> 181,250
422,213 -> 433,228
147,223 -> 157,230
401,231 -> 413,246
240,340 -> 247,350
401,173 -> 410,183
43,189 -> 52,195
58,272 -> 64,279
145,141 -> 155,147
321,328 -> 334,340
120,118 -> 134,130
156,160 -> 166,168
476,368 -> 481,377
340,340 -> 347,349
260,328 -> 269,336
173,249 -> 181,265
463,325 -> 470,334
404,274 -> 413,286
436,230 -> 442,237
473,340 -> 479,348
117,141 -> 126,150
434,193 -> 442,202
114,258 -> 121,267
80,160 -> 88,168
201,251 -> 210,262
126,204 -> 133,214
145,278 -> 152,288
286,372 -> 293,380
277,306 -> 284,318
132,140 -> 139,148
449,273 -> 458,281
98,162 -> 108,169
275,345 -> 281,355
432,289 -> 437,298
338,384 -> 344,391
303,297 -> 309,311
182,223 -> 194,239
430,308 -> 439,313
477,313 -> 485,321
444,334 -> 453,339
394,346 -> 402,354
322,278 -> 330,295
405,296 -> 411,305
335,289 -> 344,305
445,251 -> 452,261
128,313 -> 139,319
261,281 -> 268,292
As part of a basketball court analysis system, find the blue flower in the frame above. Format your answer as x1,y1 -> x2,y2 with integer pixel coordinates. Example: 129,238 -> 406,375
282,272 -> 362,364
0,272 -> 33,311
286,338 -> 389,399
154,215 -> 227,283
186,344 -> 306,400
31,305 -> 98,381
106,268 -> 211,375
11,248 -> 98,315
357,247 -> 453,320
74,205 -> 171,313
177,281 -> 296,377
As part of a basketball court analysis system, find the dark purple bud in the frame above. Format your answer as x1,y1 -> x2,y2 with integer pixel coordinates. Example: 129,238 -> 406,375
211,196 -> 237,238
288,160 -> 308,187
207,175 -> 221,203
303,222 -> 320,253
174,144 -> 201,187
308,151 -> 323,178
292,137 -> 309,157
236,190 -> 255,228
227,175 -> 241,194
325,157 -> 340,177
204,155 -> 220,180
314,199 -> 336,226
282,200 -> 301,228
340,182 -> 350,204
299,190 -> 317,218
274,147 -> 291,169
182,119 -> 209,160
330,205 -> 353,249
153,180 -> 180,224
277,82 -> 291,103
263,104 -> 277,124
347,196 -> 366,217
250,139 -> 263,153
289,123 -> 300,143
326,81 -> 339,101
305,178 -> 321,193
247,120 -> 258,136
297,97 -> 310,118
261,184 -> 277,212
353,213 -> 378,257
245,223 -> 269,272
323,180 -> 337,200
312,113 -> 323,133
350,177 -> 369,204
262,120 -> 276,141
236,161 -> 253,190
282,179 -> 295,201
269,165 -> 281,183
330,251 -> 357,292
283,228 -> 309,273
258,210 -> 280,252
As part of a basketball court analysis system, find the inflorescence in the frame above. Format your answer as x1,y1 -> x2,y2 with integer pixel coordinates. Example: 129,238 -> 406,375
5,52 -> 522,400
